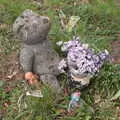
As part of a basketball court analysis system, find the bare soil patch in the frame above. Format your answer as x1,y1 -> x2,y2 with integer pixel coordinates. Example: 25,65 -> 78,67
111,40 -> 120,64
0,51 -> 24,85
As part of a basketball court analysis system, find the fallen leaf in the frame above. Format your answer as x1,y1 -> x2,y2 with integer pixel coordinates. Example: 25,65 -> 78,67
67,110 -> 76,116
64,88 -> 69,96
94,94 -> 101,104
3,103 -> 9,108
5,86 -> 12,93
58,109 -> 66,114
7,71 -> 17,79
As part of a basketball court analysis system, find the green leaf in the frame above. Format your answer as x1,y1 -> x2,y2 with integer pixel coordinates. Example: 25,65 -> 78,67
0,81 -> 4,87
14,110 -> 30,120
111,90 -> 120,100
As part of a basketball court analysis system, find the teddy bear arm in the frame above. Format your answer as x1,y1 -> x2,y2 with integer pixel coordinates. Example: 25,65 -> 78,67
20,48 -> 34,72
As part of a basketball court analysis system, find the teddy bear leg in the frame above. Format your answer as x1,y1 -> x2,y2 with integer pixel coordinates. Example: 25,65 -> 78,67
40,74 -> 61,93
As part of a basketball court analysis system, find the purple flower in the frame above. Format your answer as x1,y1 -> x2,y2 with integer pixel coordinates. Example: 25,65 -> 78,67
57,36 -> 109,75
99,50 -> 109,61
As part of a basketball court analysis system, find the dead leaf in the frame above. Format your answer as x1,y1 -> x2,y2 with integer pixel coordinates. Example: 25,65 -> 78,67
64,88 -> 69,96
94,94 -> 101,104
7,71 -> 17,79
4,86 -> 13,93
67,110 -> 76,116
58,109 -> 67,115
3,102 -> 9,108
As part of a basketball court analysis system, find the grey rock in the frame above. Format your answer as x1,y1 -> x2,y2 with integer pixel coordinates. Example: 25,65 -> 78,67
13,9 -> 60,92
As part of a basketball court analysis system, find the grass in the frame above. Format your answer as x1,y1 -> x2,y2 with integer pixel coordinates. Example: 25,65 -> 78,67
0,0 -> 120,120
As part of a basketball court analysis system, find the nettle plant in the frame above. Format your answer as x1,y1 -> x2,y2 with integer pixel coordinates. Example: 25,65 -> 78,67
57,36 -> 109,89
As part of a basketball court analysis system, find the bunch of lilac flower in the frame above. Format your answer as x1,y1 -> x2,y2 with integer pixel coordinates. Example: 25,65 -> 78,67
57,36 -> 109,76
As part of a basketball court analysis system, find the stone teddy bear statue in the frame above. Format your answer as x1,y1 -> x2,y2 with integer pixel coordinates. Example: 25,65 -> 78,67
13,9 -> 60,91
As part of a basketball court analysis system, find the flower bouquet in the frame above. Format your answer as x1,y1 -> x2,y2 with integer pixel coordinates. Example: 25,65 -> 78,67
57,36 -> 109,89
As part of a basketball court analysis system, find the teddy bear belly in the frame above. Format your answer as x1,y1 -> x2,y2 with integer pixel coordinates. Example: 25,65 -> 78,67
33,63 -> 50,75
33,52 -> 60,75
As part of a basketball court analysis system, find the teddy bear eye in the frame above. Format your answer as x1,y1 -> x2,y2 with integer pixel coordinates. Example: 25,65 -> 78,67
43,18 -> 48,24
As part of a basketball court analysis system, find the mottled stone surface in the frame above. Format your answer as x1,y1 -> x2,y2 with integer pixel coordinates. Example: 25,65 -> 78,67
13,9 -> 50,44
13,9 -> 60,91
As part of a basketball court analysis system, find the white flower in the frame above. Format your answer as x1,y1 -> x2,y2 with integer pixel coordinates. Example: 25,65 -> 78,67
56,41 -> 63,46
58,59 -> 67,73
82,43 -> 89,49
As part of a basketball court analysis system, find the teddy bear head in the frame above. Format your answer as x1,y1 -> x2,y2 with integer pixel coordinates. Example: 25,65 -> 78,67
13,9 -> 51,44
